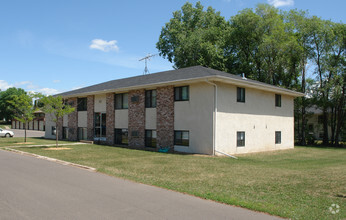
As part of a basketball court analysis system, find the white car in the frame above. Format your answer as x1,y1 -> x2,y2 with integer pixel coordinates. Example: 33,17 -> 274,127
0,128 -> 14,137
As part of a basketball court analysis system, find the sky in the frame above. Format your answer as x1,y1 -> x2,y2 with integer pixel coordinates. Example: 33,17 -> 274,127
0,0 -> 345,95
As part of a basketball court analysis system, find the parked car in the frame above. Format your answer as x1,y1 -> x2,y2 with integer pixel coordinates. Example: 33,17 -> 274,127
0,128 -> 14,137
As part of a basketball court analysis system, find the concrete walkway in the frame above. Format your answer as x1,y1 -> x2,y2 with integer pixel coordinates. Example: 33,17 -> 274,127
0,150 -> 281,220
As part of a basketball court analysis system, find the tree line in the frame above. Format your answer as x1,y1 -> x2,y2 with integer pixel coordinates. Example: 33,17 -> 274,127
157,2 -> 345,146
0,88 -> 73,146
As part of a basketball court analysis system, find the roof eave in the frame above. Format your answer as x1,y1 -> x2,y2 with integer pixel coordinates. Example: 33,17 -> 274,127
213,76 -> 305,97
58,75 -> 304,98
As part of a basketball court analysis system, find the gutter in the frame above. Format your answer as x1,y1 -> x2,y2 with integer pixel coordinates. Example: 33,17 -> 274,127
205,80 -> 217,156
205,79 -> 238,159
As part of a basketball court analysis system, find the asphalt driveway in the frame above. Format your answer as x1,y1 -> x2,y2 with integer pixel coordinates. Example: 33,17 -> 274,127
0,150 -> 281,220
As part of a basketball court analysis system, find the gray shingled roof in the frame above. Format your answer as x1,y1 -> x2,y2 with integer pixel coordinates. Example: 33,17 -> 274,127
56,66 -> 302,97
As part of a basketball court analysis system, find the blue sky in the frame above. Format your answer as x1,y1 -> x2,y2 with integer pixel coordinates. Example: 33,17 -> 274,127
0,0 -> 344,95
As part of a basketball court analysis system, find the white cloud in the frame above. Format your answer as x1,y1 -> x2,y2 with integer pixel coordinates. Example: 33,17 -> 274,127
37,88 -> 59,95
267,0 -> 294,7
0,79 -> 59,95
0,80 -> 12,91
89,39 -> 119,52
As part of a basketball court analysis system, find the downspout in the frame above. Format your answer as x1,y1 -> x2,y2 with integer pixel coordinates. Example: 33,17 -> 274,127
205,80 -> 217,156
205,79 -> 238,159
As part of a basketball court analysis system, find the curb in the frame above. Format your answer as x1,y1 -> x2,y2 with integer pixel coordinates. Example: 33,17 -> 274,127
6,142 -> 88,148
2,148 -> 96,172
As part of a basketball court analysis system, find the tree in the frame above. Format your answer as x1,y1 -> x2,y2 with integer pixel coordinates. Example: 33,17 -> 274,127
7,93 -> 40,143
156,1 -> 228,70
0,87 -> 26,122
40,96 -> 75,147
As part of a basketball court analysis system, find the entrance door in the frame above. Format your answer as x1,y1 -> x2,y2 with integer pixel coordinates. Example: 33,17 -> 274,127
94,113 -> 106,140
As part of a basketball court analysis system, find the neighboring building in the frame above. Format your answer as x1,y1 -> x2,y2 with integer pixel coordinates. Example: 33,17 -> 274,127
45,66 -> 303,155
12,110 -> 45,131
306,107 -> 333,141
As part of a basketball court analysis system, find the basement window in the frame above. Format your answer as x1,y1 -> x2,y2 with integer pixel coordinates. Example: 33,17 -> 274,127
78,127 -> 87,140
63,127 -> 69,140
115,93 -> 128,109
237,87 -> 245,103
174,131 -> 189,146
237,131 -> 245,147
115,129 -> 128,145
145,130 -> 157,148
51,126 -> 56,136
174,86 -> 189,101
145,90 -> 157,108
275,94 -> 281,107
275,131 -> 281,144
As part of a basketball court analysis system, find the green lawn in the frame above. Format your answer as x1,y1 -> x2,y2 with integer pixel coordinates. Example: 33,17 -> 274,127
0,123 -> 11,129
3,143 -> 345,220
0,137 -> 75,147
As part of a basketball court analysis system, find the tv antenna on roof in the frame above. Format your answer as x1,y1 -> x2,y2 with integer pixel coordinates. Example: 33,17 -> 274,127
139,53 -> 158,75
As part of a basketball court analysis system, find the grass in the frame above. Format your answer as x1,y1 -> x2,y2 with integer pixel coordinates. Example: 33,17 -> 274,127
0,123 -> 11,129
2,142 -> 345,220
0,137 -> 75,147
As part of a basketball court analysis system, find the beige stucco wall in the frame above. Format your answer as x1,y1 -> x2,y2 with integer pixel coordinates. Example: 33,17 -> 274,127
174,82 -> 214,154
28,121 -> 33,130
34,121 -> 39,130
39,121 -> 44,131
63,115 -> 68,127
215,82 -> 294,155
78,111 -> 87,128
145,108 -> 156,130
115,109 -> 128,128
94,94 -> 106,112
45,113 -> 56,139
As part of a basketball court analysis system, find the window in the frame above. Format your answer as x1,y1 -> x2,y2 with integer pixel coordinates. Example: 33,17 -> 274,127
115,93 -> 128,109
275,94 -> 281,107
237,131 -> 245,147
174,131 -> 189,146
77,98 -> 87,111
174,86 -> 189,101
308,124 -> 314,132
94,113 -> 106,138
78,127 -> 87,140
237,87 -> 245,103
115,129 -> 128,145
51,126 -> 56,135
145,130 -> 157,148
145,90 -> 157,108
63,127 -> 69,139
275,131 -> 281,144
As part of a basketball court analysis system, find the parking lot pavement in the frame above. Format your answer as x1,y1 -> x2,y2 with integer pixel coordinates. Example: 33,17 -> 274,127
0,150 -> 281,220
6,129 -> 45,138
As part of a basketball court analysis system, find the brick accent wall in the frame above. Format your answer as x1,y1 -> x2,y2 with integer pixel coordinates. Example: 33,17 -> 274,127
57,117 -> 63,140
87,95 -> 94,140
128,89 -> 145,148
68,97 -> 78,141
157,86 -> 174,149
106,93 -> 115,145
